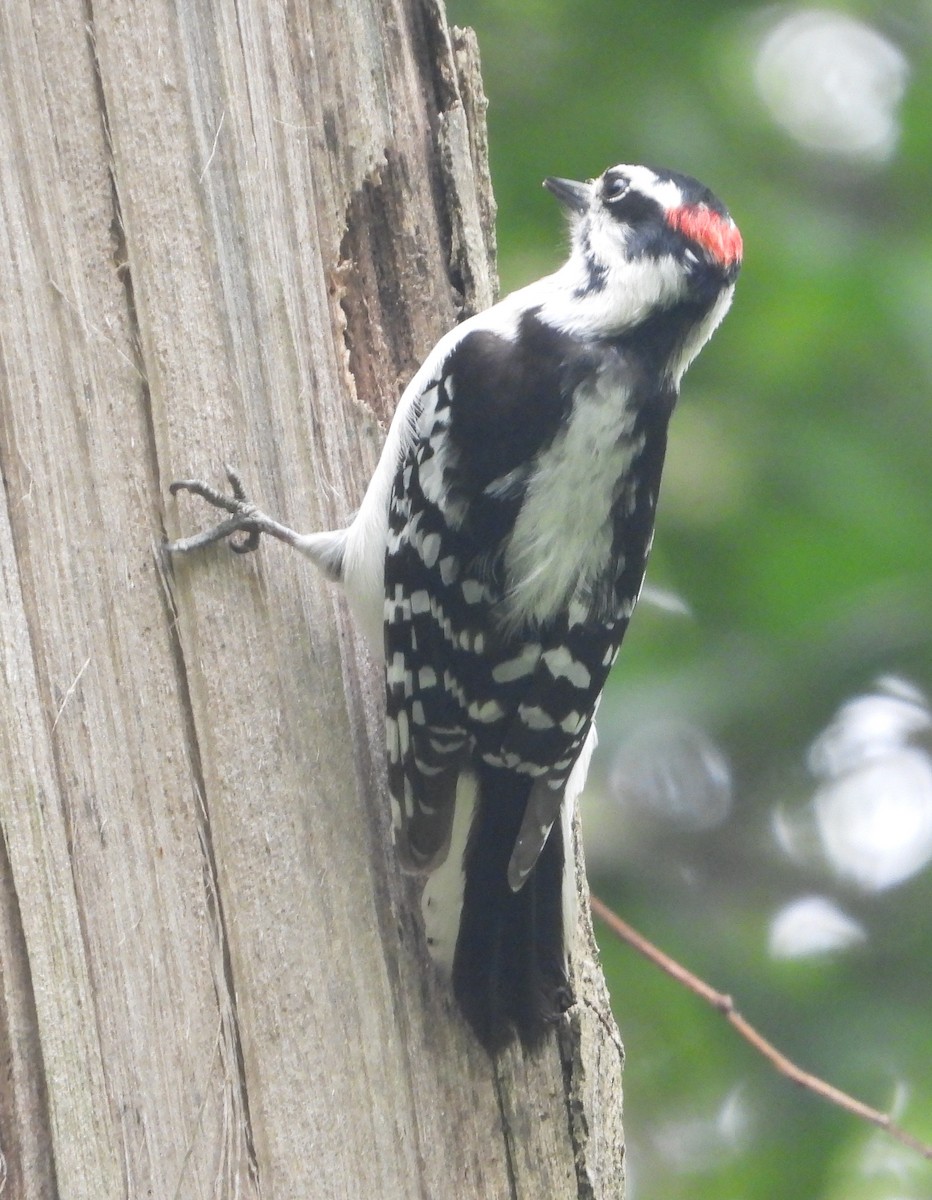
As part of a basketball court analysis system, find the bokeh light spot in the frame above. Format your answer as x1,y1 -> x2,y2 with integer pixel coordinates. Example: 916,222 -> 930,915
769,894 -> 865,959
753,9 -> 909,162
810,680 -> 932,891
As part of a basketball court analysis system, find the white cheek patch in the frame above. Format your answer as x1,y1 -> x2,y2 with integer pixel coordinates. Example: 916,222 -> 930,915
540,238 -> 688,338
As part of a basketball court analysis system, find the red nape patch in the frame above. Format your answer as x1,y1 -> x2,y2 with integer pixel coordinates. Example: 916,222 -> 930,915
667,204 -> 743,267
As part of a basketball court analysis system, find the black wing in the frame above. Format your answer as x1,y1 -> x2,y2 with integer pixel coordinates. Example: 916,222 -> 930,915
384,311 -> 671,880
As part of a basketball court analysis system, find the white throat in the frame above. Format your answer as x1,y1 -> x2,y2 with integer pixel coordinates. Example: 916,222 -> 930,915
538,251 -> 688,340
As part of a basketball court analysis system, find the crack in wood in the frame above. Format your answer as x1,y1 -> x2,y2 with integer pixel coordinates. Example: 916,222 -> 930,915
491,1059 -> 522,1200
155,551 -> 263,1194
0,824 -> 60,1200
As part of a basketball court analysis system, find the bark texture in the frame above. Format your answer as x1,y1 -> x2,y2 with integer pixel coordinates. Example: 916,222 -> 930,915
0,1 -> 625,1196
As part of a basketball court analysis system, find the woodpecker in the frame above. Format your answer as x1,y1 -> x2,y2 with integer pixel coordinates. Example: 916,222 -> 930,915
168,163 -> 742,1052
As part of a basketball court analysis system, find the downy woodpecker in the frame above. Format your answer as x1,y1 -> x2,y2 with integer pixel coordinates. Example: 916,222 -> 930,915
168,163 -> 742,1051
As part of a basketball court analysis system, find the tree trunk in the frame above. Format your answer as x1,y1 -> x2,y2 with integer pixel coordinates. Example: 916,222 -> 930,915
0,1 -> 625,1197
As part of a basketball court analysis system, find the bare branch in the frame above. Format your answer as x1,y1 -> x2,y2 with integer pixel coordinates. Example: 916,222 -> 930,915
590,893 -> 932,1162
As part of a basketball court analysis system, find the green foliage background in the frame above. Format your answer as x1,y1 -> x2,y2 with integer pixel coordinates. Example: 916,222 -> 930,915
447,1 -> 932,1195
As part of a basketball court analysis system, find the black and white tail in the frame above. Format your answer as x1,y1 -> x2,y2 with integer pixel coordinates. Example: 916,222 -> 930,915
421,760 -> 581,1051
454,763 -> 571,1049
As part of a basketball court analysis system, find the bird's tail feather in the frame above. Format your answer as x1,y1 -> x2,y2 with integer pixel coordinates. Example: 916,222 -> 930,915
451,761 -> 571,1051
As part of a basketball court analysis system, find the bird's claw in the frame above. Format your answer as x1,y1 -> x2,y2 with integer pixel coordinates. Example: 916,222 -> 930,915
166,465 -> 264,556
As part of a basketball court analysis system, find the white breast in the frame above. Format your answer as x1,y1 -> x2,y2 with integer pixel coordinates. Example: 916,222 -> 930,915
501,361 -> 642,631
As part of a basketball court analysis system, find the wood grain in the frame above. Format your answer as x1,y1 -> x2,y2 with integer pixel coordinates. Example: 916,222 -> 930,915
0,1 -> 625,1195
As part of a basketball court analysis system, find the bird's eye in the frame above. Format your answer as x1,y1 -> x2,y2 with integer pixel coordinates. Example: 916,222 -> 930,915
602,175 -> 630,203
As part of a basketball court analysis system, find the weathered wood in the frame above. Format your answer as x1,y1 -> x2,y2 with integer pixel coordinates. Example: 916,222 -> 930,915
0,1 -> 625,1196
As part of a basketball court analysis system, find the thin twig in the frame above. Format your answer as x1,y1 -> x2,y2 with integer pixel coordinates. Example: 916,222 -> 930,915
589,893 -> 932,1162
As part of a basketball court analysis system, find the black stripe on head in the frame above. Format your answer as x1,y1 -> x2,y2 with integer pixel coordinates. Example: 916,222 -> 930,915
651,167 -> 731,218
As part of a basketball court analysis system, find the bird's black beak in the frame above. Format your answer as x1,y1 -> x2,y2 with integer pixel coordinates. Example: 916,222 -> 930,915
543,176 -> 590,215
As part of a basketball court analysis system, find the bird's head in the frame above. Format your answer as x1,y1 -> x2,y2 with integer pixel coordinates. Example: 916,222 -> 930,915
542,164 -> 742,379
